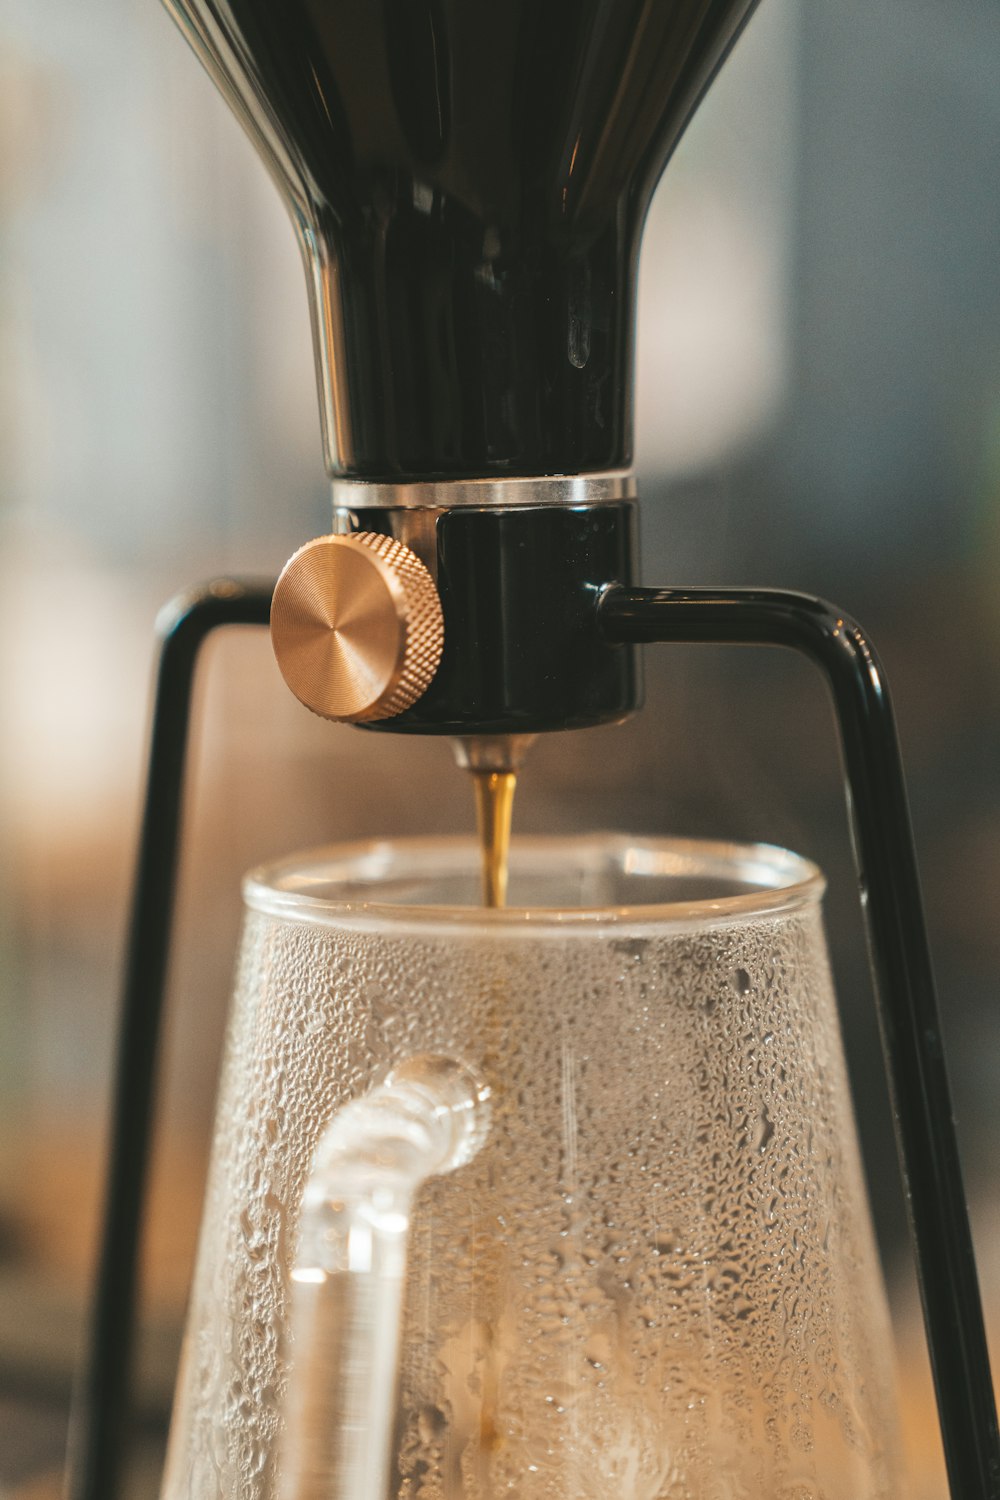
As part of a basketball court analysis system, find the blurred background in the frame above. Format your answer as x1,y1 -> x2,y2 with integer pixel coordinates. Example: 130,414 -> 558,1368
1,0 -> 998,1494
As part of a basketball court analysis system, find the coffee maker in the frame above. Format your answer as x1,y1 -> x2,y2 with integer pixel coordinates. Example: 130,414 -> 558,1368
68,3 -> 999,1498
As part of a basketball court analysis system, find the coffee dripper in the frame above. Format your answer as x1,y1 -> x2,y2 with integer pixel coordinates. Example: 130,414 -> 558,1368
67,4 -> 999,1499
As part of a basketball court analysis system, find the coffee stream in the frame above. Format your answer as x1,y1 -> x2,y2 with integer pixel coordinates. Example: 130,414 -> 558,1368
455,735 -> 531,909
471,771 -> 517,909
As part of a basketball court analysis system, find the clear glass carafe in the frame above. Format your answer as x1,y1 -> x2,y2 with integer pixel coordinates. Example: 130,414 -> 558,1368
161,835 -> 903,1499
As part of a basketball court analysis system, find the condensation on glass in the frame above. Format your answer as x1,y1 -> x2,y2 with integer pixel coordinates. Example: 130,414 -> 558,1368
161,836 -> 903,1499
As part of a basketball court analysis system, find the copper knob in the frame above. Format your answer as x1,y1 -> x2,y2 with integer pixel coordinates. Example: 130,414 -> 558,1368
270,532 -> 444,722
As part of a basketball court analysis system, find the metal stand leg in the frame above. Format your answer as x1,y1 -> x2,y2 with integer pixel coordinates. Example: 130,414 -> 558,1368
67,579 -> 274,1500
600,584 -> 1000,1500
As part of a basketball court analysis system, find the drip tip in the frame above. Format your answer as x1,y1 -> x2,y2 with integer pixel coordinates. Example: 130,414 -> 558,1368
451,734 -> 537,776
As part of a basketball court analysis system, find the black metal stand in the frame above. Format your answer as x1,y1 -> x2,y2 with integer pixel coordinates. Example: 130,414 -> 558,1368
67,580 -> 273,1500
599,584 -> 1000,1500
70,578 -> 999,1500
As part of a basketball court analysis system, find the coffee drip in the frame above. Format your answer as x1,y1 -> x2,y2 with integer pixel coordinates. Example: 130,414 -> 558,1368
453,734 -> 534,907
470,770 -> 517,908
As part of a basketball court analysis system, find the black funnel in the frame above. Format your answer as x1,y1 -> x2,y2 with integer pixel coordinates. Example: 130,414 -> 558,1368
166,0 -> 761,481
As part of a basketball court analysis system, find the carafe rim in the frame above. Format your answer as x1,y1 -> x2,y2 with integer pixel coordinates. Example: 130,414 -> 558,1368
242,833 -> 824,935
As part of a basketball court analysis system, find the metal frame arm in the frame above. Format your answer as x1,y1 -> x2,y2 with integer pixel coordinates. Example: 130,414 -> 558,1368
600,583 -> 1000,1500
68,580 -> 274,1500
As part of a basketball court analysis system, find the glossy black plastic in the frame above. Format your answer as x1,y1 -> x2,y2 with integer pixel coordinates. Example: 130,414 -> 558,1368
166,0 -> 761,478
358,503 -> 640,733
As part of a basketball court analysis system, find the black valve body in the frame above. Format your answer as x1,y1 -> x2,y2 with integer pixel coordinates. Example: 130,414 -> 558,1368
351,501 -> 640,735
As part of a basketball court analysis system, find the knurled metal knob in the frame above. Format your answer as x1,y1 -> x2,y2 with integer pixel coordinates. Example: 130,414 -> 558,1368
270,532 -> 444,722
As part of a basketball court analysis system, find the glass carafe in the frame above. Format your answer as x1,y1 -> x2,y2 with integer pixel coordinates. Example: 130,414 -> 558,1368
161,835 -> 903,1499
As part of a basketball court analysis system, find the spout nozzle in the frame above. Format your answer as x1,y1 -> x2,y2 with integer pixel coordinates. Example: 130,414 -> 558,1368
451,734 -> 536,775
